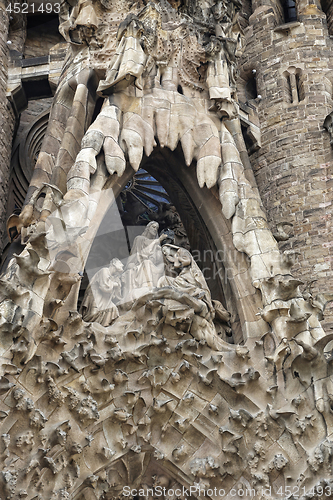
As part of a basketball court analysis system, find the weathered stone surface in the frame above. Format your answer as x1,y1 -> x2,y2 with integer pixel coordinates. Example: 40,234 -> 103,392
240,0 -> 333,329
1,0 -> 333,498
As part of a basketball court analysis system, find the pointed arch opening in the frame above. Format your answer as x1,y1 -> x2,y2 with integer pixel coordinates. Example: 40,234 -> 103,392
76,145 -> 263,345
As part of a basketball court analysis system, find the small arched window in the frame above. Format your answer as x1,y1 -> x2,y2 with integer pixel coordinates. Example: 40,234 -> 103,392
245,74 -> 258,101
283,67 -> 305,104
321,0 -> 333,35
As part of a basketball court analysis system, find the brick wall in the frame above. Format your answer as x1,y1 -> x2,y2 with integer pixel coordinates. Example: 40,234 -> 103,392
240,0 -> 333,328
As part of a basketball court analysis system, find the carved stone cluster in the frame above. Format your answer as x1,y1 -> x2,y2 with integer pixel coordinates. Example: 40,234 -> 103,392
1,0 -> 333,498
1,276 -> 333,499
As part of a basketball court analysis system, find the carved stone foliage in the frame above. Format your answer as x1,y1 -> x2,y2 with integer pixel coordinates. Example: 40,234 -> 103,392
2,0 -> 333,498
1,228 -> 333,498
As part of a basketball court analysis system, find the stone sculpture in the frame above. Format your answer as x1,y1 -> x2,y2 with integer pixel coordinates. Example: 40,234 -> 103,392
122,221 -> 166,303
1,0 -> 333,498
207,0 -> 243,117
158,245 -> 216,328
80,258 -> 123,325
158,245 -> 212,305
97,13 -> 147,94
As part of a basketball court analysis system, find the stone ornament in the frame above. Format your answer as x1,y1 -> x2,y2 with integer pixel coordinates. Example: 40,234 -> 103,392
1,230 -> 333,499
80,258 -> 123,325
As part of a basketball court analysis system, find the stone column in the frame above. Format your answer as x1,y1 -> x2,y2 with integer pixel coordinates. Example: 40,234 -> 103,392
0,3 -> 26,252
0,1 -> 15,249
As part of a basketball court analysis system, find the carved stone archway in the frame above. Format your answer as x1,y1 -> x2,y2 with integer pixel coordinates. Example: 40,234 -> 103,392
64,147 -> 264,345
78,146 -> 260,344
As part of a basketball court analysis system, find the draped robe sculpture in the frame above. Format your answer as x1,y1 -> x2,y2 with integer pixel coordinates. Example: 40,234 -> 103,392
80,258 -> 123,325
122,221 -> 166,303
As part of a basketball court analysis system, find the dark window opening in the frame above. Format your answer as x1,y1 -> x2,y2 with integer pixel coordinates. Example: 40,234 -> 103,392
24,13 -> 62,59
241,123 -> 259,155
27,13 -> 59,30
245,74 -> 257,101
296,71 -> 305,102
91,97 -> 104,124
22,78 -> 53,100
283,0 -> 297,22
321,0 -> 333,35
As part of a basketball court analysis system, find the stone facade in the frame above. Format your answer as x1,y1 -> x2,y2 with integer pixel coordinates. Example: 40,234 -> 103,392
240,0 -> 333,328
0,3 -> 26,252
1,0 -> 333,499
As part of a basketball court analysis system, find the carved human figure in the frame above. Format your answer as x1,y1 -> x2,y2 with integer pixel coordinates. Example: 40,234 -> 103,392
155,245 -> 226,348
80,258 -> 124,325
155,204 -> 190,249
159,246 -> 211,303
122,221 -> 167,303
158,245 -> 214,321
206,0 -> 242,118
97,13 -> 147,95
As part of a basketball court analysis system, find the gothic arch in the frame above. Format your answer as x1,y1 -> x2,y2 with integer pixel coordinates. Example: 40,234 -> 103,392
69,146 -> 263,344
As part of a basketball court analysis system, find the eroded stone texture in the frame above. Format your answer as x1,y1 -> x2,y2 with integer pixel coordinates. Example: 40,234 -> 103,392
1,0 -> 333,498
1,235 -> 333,499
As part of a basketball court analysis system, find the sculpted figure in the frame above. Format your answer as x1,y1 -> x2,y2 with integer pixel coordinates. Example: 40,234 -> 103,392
154,245 -> 226,349
80,258 -> 124,325
97,13 -> 147,95
155,204 -> 190,249
206,0 -> 242,118
158,246 -> 213,311
122,222 -> 167,303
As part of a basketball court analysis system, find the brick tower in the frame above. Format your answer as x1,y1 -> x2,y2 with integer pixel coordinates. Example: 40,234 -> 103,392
240,0 -> 333,328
